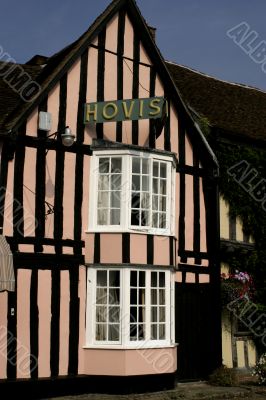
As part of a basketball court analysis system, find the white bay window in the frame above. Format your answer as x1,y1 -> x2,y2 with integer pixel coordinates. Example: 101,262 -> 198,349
88,150 -> 175,235
86,267 -> 175,348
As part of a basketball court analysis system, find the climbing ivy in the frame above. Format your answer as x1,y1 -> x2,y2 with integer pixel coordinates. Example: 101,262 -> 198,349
214,139 -> 266,311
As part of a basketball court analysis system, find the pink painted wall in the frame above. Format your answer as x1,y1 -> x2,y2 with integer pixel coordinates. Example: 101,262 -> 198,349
66,59 -> 81,136
78,266 -> 86,375
140,42 -> 152,66
16,269 -> 31,379
185,175 -> 194,251
81,347 -> 177,376
3,159 -> 14,237
84,46 -> 98,145
100,233 -> 123,264
155,76 -> 165,151
130,234 -> 147,264
82,154 -> 90,239
62,152 -> 76,242
185,134 -> 193,166
38,270 -> 51,378
103,51 -> 117,142
84,233 -> 95,264
103,14 -> 119,145
138,64 -> 150,147
105,16 -> 119,53
199,177 -> 207,253
47,83 -> 60,134
23,147 -> 37,237
170,104 -> 179,155
59,270 -> 70,376
26,109 -> 38,137
154,236 -> 169,266
124,15 -> 134,59
0,291 -> 8,379
45,149 -> 56,240
122,58 -> 133,144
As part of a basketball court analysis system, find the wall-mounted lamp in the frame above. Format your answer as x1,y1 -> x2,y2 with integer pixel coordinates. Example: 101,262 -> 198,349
60,126 -> 75,147
47,126 -> 76,147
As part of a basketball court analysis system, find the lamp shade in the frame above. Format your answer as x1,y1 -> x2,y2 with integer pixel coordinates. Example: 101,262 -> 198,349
61,126 -> 75,147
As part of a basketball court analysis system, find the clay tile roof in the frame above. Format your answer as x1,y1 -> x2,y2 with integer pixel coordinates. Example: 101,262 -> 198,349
0,62 -> 42,131
166,61 -> 266,144
0,0 -> 122,133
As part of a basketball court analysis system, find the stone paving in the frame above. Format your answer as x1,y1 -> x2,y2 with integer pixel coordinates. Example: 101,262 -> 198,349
47,382 -> 266,400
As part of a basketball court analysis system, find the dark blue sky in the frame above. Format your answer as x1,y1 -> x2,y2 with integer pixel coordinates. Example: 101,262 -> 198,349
1,0 -> 266,90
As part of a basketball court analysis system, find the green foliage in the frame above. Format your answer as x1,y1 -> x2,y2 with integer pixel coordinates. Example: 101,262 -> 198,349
209,365 -> 238,386
252,353 -> 266,385
198,116 -> 211,137
214,141 -> 266,311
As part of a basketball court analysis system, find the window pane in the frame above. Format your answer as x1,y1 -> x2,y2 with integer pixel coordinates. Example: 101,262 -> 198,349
142,176 -> 149,191
110,209 -> 120,225
109,289 -> 120,304
132,157 -> 140,173
96,288 -> 107,304
139,289 -> 145,306
139,271 -> 145,287
151,324 -> 157,340
153,178 -> 159,194
151,306 -> 157,322
131,209 -> 140,226
97,209 -> 108,225
131,193 -> 140,208
151,272 -> 157,287
159,196 -> 166,212
130,307 -> 137,322
109,270 -> 120,287
159,324 -> 166,340
138,306 -> 145,323
160,163 -> 166,178
97,270 -> 107,286
111,175 -> 121,190
159,290 -> 165,305
159,213 -> 166,229
109,306 -> 120,323
152,212 -> 158,228
138,324 -> 145,340
153,162 -> 159,177
96,306 -> 107,323
98,191 -> 109,208
96,324 -> 107,341
160,180 -> 166,195
130,289 -> 137,305
130,271 -> 137,287
130,324 -> 137,340
159,307 -> 166,322
141,193 -> 149,209
111,192 -> 120,208
152,195 -> 158,210
111,158 -> 121,173
98,175 -> 109,190
108,325 -> 120,341
159,272 -> 165,287
142,159 -> 149,174
151,289 -> 157,305
132,175 -> 140,191
99,158 -> 109,173
141,210 -> 149,226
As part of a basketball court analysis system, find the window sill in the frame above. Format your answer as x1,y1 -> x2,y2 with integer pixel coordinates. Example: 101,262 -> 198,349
85,227 -> 174,237
83,342 -> 178,350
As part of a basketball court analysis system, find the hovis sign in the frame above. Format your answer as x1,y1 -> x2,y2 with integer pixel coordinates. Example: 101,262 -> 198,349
84,97 -> 167,124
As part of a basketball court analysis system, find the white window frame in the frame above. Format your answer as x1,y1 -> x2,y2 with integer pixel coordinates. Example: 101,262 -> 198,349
85,266 -> 175,349
87,149 -> 176,236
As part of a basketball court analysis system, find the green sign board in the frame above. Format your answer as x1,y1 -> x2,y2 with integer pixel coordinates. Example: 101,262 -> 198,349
84,97 -> 166,124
